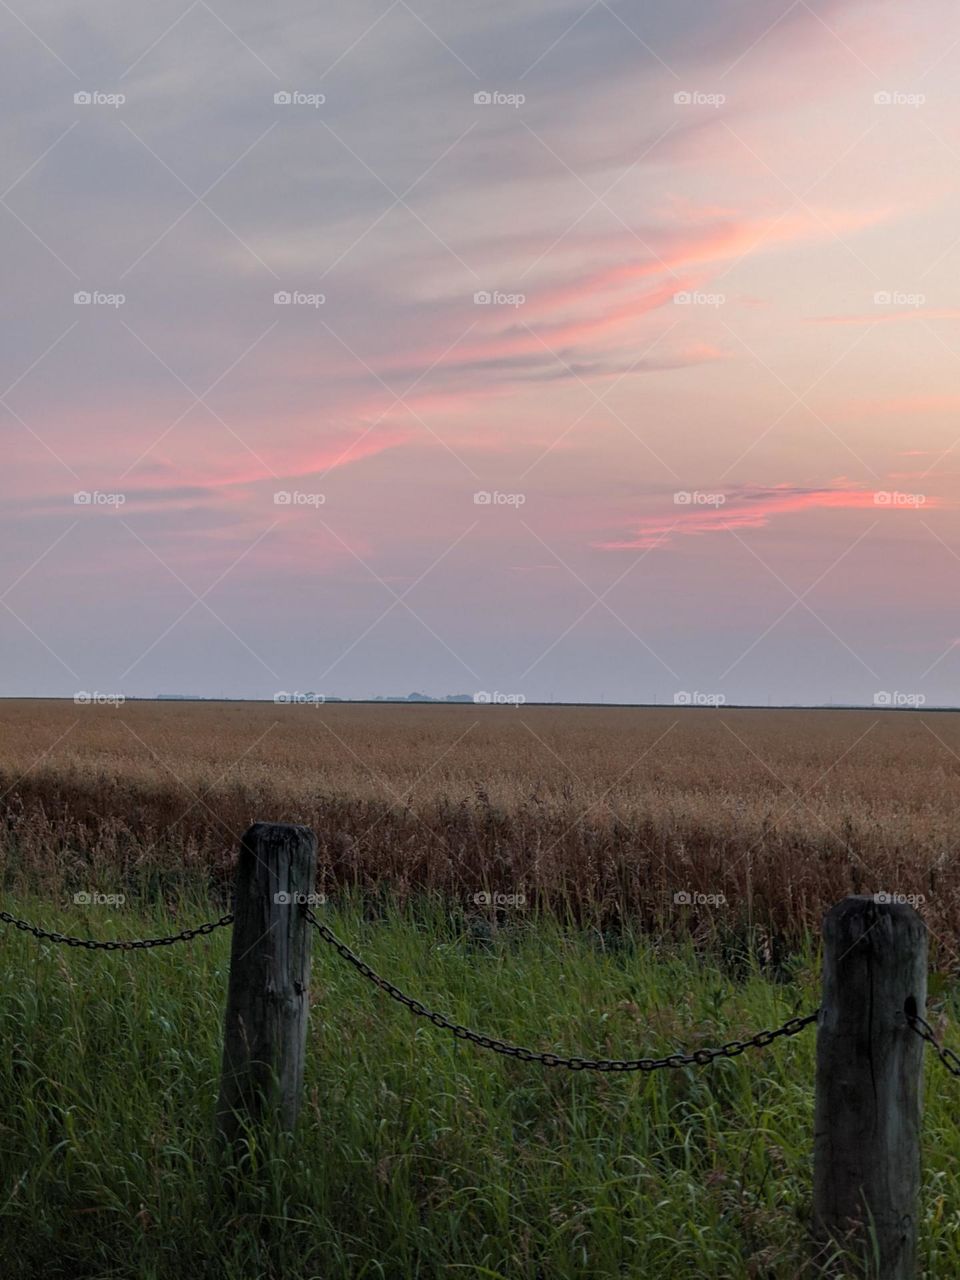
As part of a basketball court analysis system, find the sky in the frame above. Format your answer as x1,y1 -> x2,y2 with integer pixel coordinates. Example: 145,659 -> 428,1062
3,0 -> 960,705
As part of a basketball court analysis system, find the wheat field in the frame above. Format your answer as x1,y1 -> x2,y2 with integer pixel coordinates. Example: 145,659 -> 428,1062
3,698 -> 960,1278
2,698 -> 958,953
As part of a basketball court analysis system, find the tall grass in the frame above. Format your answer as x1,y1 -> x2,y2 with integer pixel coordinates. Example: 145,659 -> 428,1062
1,891 -> 958,1278
0,891 -> 813,1277
1,701 -> 959,955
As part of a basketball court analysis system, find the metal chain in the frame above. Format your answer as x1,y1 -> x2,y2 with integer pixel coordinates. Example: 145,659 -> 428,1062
908,1012 -> 960,1077
303,908 -> 818,1072
0,908 -> 233,950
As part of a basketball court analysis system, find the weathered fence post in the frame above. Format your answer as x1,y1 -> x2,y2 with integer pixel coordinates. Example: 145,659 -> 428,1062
216,821 -> 317,1149
813,895 -> 927,1277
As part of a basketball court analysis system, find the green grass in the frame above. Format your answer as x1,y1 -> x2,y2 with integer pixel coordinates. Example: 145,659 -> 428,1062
0,892 -> 957,1279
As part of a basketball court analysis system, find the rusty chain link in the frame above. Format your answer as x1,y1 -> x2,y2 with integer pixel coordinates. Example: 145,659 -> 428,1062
0,908 -> 234,950
303,908 -> 818,1072
908,1011 -> 960,1077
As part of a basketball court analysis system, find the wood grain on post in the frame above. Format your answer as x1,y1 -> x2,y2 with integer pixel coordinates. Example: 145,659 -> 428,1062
216,822 -> 317,1149
813,895 -> 927,1278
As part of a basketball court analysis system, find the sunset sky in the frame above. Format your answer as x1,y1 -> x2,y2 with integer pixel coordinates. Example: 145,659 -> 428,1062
4,0 -> 960,704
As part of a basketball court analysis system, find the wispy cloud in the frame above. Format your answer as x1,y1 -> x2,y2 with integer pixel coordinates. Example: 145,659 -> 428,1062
597,483 -> 943,550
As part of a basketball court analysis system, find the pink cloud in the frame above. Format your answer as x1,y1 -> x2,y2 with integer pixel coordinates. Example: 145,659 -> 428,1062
516,208 -> 888,320
596,482 -> 943,550
373,204 -> 892,391
199,427 -> 415,493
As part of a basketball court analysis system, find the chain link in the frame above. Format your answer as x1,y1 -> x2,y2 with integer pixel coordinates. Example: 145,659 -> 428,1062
908,1012 -> 960,1077
0,908 -> 234,950
0,902 -> 824,1069
303,908 -> 818,1072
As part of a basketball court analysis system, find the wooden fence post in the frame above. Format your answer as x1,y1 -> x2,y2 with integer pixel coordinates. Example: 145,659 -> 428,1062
216,821 -> 317,1150
813,894 -> 927,1277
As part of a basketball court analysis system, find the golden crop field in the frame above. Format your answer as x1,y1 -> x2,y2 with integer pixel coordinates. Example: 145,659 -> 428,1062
2,699 -> 959,952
